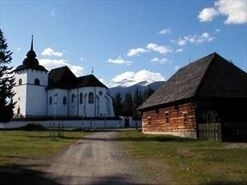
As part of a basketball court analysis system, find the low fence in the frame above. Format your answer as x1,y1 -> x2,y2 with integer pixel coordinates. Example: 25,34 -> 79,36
197,123 -> 222,141
197,122 -> 247,142
0,117 -> 142,130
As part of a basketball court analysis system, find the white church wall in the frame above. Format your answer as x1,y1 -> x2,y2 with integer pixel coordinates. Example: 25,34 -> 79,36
77,87 -> 106,117
48,89 -> 69,117
13,84 -> 27,117
13,71 -> 27,117
26,84 -> 47,117
26,69 -> 48,86
69,89 -> 78,116
25,69 -> 48,117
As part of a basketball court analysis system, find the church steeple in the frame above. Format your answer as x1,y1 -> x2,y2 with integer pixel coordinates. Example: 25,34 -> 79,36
14,36 -> 48,72
26,35 -> 37,59
31,35 -> 34,51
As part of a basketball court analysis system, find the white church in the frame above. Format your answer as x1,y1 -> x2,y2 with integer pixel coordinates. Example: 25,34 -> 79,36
13,38 -> 115,118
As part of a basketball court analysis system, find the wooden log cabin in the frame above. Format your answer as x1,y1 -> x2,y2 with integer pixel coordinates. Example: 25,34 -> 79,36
138,52 -> 247,139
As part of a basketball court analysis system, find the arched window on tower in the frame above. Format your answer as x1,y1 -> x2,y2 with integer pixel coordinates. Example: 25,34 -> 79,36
18,79 -> 22,85
34,78 -> 40,85
88,92 -> 94,104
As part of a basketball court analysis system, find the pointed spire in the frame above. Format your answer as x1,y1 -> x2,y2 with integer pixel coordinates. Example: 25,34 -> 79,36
31,35 -> 34,51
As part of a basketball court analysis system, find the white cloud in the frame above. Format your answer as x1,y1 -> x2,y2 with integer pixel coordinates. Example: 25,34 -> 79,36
146,43 -> 172,54
110,70 -> 165,87
176,48 -> 183,53
107,56 -> 132,65
215,28 -> 220,33
198,0 -> 247,24
39,58 -> 84,77
176,32 -> 214,46
177,39 -> 186,46
127,48 -> 148,57
41,47 -> 63,57
216,0 -> 247,24
198,7 -> 219,22
157,28 -> 171,35
150,57 -> 170,64
80,57 -> 88,62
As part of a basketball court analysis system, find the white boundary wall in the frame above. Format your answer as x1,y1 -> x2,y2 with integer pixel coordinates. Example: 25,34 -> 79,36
0,118 -> 142,129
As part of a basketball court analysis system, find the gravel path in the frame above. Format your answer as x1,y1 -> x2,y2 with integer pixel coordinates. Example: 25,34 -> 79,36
46,131 -> 156,185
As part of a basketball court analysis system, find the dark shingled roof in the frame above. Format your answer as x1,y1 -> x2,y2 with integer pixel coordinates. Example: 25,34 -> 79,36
48,66 -> 77,89
48,66 -> 108,89
138,52 -> 247,110
76,75 -> 107,88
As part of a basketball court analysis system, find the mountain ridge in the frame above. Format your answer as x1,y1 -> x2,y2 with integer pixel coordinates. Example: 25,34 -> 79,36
109,80 -> 165,97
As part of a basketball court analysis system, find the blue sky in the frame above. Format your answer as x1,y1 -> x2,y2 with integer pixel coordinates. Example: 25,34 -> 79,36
1,0 -> 247,87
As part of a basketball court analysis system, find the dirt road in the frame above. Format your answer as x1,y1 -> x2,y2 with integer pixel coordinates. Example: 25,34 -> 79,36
46,131 -> 155,185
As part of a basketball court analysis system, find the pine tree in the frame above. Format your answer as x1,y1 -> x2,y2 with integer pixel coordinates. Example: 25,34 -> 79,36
122,92 -> 133,116
0,29 -> 15,122
133,88 -> 143,118
113,92 -> 123,116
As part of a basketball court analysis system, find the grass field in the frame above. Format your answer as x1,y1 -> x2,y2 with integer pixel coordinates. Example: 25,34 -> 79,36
118,130 -> 247,185
0,129 -> 87,166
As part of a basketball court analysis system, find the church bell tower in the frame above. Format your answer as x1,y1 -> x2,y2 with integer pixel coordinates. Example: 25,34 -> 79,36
13,36 -> 48,118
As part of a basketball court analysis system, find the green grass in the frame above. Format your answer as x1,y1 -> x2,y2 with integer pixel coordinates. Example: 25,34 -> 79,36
0,129 -> 88,165
118,130 -> 247,185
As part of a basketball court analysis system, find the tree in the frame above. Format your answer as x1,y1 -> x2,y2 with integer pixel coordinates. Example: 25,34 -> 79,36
133,88 -> 143,118
122,92 -> 133,116
0,29 -> 15,122
113,92 -> 123,117
143,87 -> 154,100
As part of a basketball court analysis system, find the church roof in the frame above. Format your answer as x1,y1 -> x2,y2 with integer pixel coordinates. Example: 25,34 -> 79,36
76,75 -> 107,88
15,36 -> 48,72
138,52 -> 247,111
48,66 -> 77,89
48,66 -> 108,89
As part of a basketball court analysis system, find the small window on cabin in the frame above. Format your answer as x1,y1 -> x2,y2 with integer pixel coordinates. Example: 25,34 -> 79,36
80,93 -> 83,104
89,92 -> 94,104
72,94 -> 75,103
63,96 -> 67,105
99,91 -> 102,96
34,78 -> 40,85
165,112 -> 169,124
18,79 -> 22,85
147,116 -> 151,125
183,112 -> 188,124
49,96 -> 52,105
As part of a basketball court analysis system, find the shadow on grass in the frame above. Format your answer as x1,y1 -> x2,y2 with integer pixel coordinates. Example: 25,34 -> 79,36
0,164 -> 61,185
85,175 -> 156,185
25,135 -> 84,140
0,165 -> 157,185
80,131 -> 195,143
200,181 -> 247,185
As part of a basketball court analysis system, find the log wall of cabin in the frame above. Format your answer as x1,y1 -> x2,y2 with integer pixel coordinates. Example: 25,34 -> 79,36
142,101 -> 197,138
